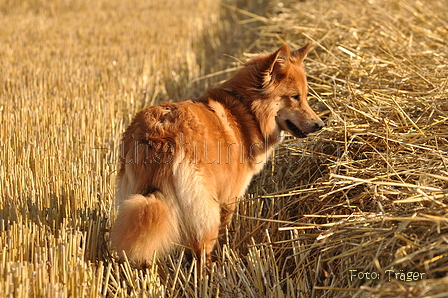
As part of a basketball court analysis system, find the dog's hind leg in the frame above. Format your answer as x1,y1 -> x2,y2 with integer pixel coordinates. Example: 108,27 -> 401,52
191,217 -> 220,267
175,192 -> 221,267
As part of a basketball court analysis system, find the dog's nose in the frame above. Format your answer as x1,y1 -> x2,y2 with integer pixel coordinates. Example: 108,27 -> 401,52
314,120 -> 325,132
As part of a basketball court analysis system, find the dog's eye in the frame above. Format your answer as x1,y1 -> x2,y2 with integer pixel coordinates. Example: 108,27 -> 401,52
292,94 -> 301,100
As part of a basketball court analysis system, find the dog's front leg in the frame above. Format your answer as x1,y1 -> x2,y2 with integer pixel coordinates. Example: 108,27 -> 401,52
219,201 -> 237,234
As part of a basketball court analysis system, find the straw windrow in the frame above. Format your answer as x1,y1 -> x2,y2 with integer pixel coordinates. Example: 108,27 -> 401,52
236,0 -> 447,296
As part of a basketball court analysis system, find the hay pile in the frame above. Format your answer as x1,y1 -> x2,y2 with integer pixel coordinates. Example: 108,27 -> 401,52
227,0 -> 448,296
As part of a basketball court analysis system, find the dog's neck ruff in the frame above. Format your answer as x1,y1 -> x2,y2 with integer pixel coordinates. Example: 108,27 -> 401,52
222,88 -> 244,102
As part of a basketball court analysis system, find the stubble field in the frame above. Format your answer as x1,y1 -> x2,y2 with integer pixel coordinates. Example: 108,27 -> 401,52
1,0 -> 447,297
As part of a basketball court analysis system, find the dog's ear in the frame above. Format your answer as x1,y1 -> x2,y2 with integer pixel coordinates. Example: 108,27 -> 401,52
291,42 -> 312,63
262,44 -> 291,87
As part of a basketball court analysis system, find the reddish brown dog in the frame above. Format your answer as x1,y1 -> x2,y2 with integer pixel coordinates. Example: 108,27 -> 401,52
111,43 -> 324,265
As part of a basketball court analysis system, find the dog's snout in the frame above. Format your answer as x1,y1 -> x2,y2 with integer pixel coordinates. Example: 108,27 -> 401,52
314,120 -> 325,132
309,119 -> 325,132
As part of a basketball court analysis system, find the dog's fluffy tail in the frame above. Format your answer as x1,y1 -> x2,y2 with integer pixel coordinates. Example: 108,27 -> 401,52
111,193 -> 177,264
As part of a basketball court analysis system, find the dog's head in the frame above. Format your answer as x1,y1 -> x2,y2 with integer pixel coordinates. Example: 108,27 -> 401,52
225,43 -> 324,141
269,43 -> 324,138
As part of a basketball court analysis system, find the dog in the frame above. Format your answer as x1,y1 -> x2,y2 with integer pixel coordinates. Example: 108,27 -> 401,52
111,43 -> 324,266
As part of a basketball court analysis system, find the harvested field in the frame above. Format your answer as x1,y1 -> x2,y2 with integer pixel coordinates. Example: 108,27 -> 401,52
242,0 -> 448,296
0,0 -> 447,297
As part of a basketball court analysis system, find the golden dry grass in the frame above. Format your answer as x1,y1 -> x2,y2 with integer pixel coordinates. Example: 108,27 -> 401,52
0,0 -> 247,296
1,0 -> 447,297
237,0 -> 448,296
